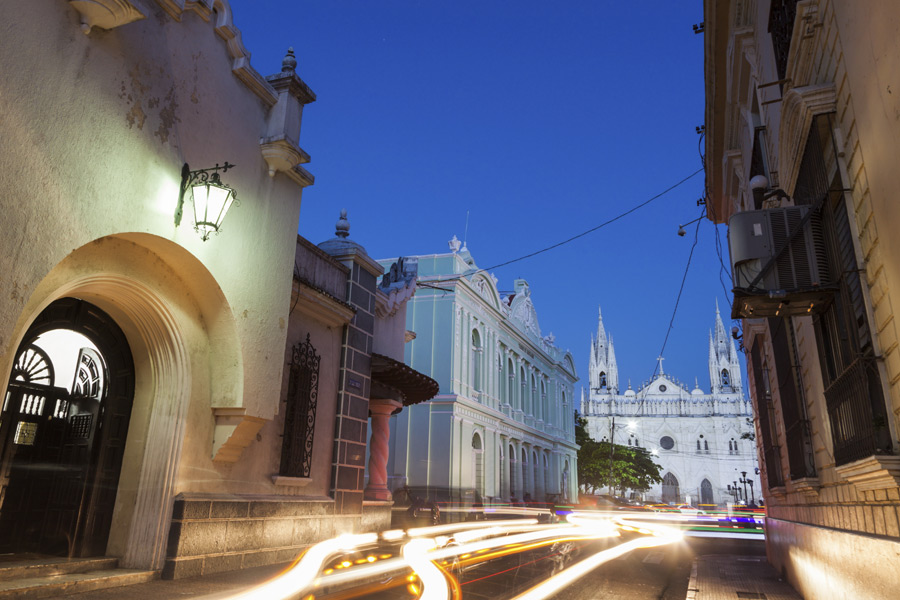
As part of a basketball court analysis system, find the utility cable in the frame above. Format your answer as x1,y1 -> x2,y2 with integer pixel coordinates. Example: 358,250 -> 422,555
417,167 -> 704,287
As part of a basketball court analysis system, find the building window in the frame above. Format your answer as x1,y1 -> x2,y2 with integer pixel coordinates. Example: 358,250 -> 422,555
280,334 -> 320,478
721,369 -> 730,388
768,0 -> 800,82
472,433 -> 484,496
659,436 -> 675,450
599,372 -> 607,389
471,330 -> 483,394
795,114 -> 892,465
750,339 -> 784,488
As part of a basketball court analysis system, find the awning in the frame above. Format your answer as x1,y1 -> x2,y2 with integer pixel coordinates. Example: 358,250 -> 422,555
370,353 -> 439,407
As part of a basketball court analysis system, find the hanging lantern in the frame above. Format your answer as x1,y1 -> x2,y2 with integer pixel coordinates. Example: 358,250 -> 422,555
176,162 -> 239,241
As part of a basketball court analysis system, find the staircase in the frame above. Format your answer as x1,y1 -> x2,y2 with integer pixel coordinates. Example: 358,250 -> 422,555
0,556 -> 157,598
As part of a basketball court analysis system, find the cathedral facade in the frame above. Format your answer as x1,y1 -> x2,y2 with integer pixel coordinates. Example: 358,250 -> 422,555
581,306 -> 759,506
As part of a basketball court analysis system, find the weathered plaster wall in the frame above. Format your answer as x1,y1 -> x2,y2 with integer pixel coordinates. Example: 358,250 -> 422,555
0,0 -> 313,569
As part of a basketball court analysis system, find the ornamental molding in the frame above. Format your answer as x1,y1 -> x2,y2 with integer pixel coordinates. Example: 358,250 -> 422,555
779,82 -> 837,197
155,0 -> 279,107
260,136 -> 312,185
784,1 -> 822,91
68,0 -> 149,34
835,455 -> 900,492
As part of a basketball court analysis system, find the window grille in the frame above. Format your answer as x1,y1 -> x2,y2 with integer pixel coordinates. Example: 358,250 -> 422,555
750,340 -> 784,488
794,114 -> 892,465
768,0 -> 800,82
280,334 -> 320,478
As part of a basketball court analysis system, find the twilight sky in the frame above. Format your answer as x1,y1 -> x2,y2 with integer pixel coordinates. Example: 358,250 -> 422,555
229,0 -> 741,394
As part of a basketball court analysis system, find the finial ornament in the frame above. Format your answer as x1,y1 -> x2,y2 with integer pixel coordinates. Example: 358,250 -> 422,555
335,209 -> 350,238
282,47 -> 297,73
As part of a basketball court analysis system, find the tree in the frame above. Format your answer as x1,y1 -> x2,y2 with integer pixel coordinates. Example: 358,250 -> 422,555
575,415 -> 663,495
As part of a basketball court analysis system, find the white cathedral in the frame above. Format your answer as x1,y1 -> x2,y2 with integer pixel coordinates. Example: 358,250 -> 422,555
580,305 -> 760,506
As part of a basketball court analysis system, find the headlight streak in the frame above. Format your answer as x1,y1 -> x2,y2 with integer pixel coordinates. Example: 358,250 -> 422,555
227,510 -> 752,600
224,533 -> 377,600
402,538 -> 449,600
510,518 -> 683,600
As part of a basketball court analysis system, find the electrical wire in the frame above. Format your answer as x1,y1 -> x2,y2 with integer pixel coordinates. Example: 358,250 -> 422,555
417,168 -> 704,287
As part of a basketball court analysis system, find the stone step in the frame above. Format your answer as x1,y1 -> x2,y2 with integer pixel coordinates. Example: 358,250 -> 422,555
0,558 -> 118,582
0,568 -> 158,599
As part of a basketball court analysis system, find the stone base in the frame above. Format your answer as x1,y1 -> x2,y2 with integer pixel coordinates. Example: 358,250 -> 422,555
767,516 -> 900,600
163,495 -> 366,580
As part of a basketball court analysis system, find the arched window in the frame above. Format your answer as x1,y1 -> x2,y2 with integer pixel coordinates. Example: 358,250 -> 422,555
507,358 -> 515,408
472,433 -> 484,496
721,369 -> 730,388
731,438 -> 739,454
696,439 -> 701,452
471,330 -> 483,394
509,444 -> 517,500
599,372 -> 607,389
704,440 -> 709,453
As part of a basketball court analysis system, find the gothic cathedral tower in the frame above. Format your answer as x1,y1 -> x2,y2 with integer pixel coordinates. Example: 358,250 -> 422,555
708,301 -> 742,395
589,306 -> 618,395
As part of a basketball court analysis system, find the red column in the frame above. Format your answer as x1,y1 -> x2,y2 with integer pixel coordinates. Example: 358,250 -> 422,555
364,398 -> 403,501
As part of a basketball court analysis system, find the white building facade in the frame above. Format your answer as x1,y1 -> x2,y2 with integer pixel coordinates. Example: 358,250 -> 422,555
381,242 -> 579,503
581,306 -> 759,506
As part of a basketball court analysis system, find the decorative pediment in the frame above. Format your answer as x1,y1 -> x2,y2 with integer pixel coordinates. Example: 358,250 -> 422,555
468,273 -> 501,310
510,295 -> 541,339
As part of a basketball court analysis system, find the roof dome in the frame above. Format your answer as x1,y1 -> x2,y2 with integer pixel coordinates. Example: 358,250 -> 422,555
318,209 -> 369,255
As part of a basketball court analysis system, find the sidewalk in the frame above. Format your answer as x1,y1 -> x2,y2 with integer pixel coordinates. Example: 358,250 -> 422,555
686,555 -> 802,600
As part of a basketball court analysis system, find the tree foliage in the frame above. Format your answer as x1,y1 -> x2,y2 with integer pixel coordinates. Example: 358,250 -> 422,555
575,415 -> 663,494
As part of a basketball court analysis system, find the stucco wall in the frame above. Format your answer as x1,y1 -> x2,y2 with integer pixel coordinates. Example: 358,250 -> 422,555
0,0 -> 314,569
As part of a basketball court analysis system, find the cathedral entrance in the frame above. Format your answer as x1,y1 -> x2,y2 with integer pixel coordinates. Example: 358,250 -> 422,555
661,472 -> 679,504
0,298 -> 134,557
700,479 -> 713,504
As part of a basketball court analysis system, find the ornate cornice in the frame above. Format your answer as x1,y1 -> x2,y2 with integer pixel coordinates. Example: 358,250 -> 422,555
779,83 -> 837,197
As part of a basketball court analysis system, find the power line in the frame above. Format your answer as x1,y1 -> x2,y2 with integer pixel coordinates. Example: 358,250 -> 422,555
417,167 -> 704,286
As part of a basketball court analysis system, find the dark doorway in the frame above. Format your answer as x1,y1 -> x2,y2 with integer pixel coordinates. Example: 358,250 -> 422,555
0,298 -> 134,557
661,472 -> 679,504
700,478 -> 714,504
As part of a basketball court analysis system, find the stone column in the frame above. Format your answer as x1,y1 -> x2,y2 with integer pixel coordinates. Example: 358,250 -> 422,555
364,398 -> 403,501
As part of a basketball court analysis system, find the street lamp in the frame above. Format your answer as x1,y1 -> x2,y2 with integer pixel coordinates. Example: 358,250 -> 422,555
176,162 -> 239,241
740,471 -> 750,504
748,479 -> 755,506
733,480 -> 741,502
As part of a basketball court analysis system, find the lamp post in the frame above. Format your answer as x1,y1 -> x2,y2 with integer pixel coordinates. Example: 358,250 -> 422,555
733,480 -> 741,503
176,162 -> 238,241
748,479 -> 755,506
740,471 -> 750,504
727,484 -> 738,503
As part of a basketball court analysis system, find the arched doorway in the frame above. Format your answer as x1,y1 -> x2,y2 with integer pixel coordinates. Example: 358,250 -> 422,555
661,472 -> 680,504
0,298 -> 134,557
700,478 -> 714,504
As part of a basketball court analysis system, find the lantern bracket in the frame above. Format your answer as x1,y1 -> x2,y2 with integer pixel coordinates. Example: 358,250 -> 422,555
175,162 -> 237,239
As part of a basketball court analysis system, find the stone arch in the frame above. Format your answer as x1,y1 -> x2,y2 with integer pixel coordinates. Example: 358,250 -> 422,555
1,233 -> 241,570
661,472 -> 680,504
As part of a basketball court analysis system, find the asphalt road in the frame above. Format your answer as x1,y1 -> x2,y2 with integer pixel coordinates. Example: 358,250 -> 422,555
546,536 -> 767,600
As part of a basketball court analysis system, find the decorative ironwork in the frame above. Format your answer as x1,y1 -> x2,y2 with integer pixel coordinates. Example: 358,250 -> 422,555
768,0 -> 800,82
69,414 -> 94,440
825,357 -> 888,465
72,349 -> 104,399
280,334 -> 320,478
11,345 -> 54,386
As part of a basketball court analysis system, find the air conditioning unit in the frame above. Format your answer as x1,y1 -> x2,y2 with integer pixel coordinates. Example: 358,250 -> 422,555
728,205 -> 836,319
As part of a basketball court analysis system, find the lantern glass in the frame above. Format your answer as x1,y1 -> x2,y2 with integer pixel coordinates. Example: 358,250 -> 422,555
191,180 -> 236,240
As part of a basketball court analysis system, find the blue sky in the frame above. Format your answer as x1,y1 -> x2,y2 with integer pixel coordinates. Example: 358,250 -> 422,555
229,0 -> 741,394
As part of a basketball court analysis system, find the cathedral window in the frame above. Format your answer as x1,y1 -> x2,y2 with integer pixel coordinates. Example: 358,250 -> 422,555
704,440 -> 709,453
599,372 -> 607,389
696,439 -> 701,452
659,436 -> 674,450
721,369 -> 731,388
